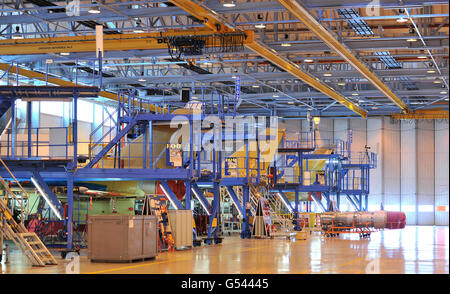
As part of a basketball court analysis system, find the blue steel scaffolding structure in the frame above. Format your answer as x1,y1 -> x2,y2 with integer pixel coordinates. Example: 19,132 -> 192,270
0,64 -> 378,251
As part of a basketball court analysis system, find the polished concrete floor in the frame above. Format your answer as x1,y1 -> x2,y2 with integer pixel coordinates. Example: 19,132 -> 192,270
1,226 -> 448,274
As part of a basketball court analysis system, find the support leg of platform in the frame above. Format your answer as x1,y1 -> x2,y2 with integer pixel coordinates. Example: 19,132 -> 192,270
241,185 -> 251,239
67,171 -> 74,251
294,189 -> 300,231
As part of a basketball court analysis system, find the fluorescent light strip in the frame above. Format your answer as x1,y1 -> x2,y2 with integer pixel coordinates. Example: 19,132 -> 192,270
30,177 -> 63,220
276,192 -> 293,213
191,188 -> 211,216
159,184 -> 179,210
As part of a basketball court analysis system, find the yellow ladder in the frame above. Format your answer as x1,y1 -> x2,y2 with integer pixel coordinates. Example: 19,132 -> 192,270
0,159 -> 57,266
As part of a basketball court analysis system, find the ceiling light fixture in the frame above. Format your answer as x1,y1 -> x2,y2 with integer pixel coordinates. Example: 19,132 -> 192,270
323,73 -> 332,77
440,91 -> 448,95
281,42 -> 291,47
427,70 -> 436,74
88,3 -> 101,14
304,58 -> 314,63
223,1 -> 236,7
60,52 -> 70,56
406,38 -> 417,42
138,78 -> 146,82
255,23 -> 266,29
396,17 -> 408,23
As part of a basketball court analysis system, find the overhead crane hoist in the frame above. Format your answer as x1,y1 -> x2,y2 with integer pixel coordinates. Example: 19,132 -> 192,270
0,29 -> 253,56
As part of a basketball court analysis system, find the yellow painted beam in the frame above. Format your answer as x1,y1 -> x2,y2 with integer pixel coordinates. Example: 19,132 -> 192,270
0,63 -> 166,113
245,42 -> 367,118
0,29 -> 254,55
277,0 -> 410,114
168,0 -> 367,118
391,109 -> 449,119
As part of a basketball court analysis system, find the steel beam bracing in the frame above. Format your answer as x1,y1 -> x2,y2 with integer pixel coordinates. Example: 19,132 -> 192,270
167,0 -> 367,117
0,63 -> 166,114
277,0 -> 411,114
0,29 -> 255,55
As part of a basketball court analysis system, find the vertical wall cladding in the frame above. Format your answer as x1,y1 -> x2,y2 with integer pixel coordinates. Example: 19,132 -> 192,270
434,120 -> 449,225
77,121 -> 93,157
349,118 -> 367,153
316,118 -> 333,146
333,119 -> 349,142
383,117 -> 401,211
401,120 -> 417,224
40,113 -> 63,128
367,118 -> 383,210
417,120 -> 435,225
280,117 -> 448,225
301,119 -> 310,134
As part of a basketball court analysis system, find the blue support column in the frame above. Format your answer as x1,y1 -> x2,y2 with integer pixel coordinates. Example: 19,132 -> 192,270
11,98 -> 15,158
189,118 -> 194,177
73,95 -> 78,164
27,101 -> 32,157
324,192 -> 331,211
206,182 -> 220,244
365,194 -> 368,211
66,171 -> 74,251
294,189 -> 300,231
185,180 -> 191,210
149,121 -> 153,169
240,185 -> 251,239
142,123 -> 148,169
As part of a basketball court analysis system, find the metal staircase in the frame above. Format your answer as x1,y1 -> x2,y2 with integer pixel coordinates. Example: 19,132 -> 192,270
0,158 -> 57,266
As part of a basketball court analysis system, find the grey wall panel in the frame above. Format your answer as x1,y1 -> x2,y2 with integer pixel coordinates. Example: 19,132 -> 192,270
367,118 -> 383,211
401,120 -> 417,225
301,119 -> 310,133
417,120 -> 435,225
281,117 -> 447,225
383,117 -> 401,211
434,120 -> 449,225
349,118 -> 367,153
40,113 -> 63,128
333,119 -> 348,142
316,118 -> 334,145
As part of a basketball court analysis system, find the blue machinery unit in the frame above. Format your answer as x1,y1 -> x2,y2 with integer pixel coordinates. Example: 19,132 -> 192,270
0,84 -> 378,251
